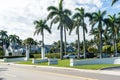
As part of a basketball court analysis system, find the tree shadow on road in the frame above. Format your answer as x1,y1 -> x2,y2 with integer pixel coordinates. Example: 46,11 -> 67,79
0,78 -> 5,80
0,68 -> 8,72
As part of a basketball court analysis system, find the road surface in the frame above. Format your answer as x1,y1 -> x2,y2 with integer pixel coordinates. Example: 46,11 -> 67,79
0,63 -> 120,80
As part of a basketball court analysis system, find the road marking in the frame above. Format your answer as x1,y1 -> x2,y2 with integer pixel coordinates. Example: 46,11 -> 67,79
11,67 -> 98,80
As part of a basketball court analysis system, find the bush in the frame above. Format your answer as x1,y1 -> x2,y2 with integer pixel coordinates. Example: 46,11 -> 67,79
46,53 -> 60,58
0,56 -> 25,59
33,54 -> 41,58
87,46 -> 97,53
32,53 -> 60,59
103,45 -> 111,54
0,50 -> 4,57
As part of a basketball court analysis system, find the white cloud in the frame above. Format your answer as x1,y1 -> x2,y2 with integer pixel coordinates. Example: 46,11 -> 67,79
0,0 -> 103,44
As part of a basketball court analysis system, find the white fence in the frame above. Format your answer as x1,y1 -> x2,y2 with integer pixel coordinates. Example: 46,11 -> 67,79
48,59 -> 58,65
70,57 -> 120,66
32,58 -> 58,65
32,59 -> 48,64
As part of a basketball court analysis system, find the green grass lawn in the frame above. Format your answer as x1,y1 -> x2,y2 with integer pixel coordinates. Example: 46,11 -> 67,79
17,59 -> 120,70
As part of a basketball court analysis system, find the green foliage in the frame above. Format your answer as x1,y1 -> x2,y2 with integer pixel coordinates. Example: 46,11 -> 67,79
33,54 -> 41,58
87,46 -> 97,53
23,37 -> 35,45
117,43 -> 120,52
0,55 -> 25,59
46,53 -> 60,58
33,53 -> 60,59
103,45 -> 111,54
0,50 -> 4,57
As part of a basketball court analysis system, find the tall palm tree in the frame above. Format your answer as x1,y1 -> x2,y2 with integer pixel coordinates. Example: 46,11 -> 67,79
105,14 -> 119,56
90,10 -> 107,58
47,0 -> 72,59
0,30 -> 8,55
89,28 -> 99,48
34,19 -> 51,59
112,0 -> 119,6
72,7 -> 90,58
9,34 -> 20,55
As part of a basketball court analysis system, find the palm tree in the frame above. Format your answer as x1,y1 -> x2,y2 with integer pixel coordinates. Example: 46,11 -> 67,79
105,14 -> 119,56
34,19 -> 51,59
112,0 -> 119,6
90,10 -> 107,58
72,7 -> 90,58
47,0 -> 72,59
9,34 -> 20,55
0,30 -> 8,55
89,28 -> 99,49
23,37 -> 35,53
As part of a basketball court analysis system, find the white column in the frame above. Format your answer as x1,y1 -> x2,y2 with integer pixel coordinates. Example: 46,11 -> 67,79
3,45 -> 9,56
41,47 -> 45,59
5,49 -> 9,56
24,45 -> 30,61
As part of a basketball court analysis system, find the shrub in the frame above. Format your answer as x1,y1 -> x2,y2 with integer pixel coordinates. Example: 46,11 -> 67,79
103,45 -> 111,54
0,56 -> 25,59
33,54 -> 41,58
46,53 -> 60,58
0,50 -> 4,57
33,53 -> 60,59
87,46 -> 97,53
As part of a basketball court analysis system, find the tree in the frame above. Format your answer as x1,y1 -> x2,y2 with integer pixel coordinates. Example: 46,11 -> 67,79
47,0 -> 72,59
0,30 -> 8,55
105,14 -> 119,56
72,7 -> 90,58
89,28 -> 99,47
90,10 -> 107,58
34,19 -> 51,59
0,30 -> 8,45
87,46 -> 97,53
23,37 -> 35,53
9,34 -> 20,54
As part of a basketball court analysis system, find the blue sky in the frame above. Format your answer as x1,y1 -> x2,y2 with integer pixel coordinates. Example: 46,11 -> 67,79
0,0 -> 120,44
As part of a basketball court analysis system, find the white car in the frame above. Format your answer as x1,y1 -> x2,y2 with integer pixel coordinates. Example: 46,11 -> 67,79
63,54 -> 77,59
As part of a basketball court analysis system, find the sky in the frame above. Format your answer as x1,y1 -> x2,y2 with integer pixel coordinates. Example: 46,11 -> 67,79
0,0 -> 120,44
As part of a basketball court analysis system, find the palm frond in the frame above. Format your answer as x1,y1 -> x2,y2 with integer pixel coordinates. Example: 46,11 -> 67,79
72,13 -> 81,19
47,6 -> 58,11
44,25 -> 51,34
50,16 -> 60,28
85,13 -> 92,21
47,11 -> 58,20
63,9 -> 71,15
112,0 -> 119,6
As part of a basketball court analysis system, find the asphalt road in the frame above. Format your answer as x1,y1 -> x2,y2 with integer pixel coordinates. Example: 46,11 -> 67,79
0,63 -> 120,80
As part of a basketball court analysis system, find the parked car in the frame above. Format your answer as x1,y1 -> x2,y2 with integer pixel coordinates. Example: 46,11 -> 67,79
63,54 -> 77,59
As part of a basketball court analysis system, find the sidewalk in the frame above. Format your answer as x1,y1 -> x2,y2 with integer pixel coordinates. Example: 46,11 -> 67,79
2,62 -> 120,76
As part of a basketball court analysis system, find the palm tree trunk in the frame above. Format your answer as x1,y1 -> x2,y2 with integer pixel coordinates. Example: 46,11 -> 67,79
41,31 -> 45,59
83,28 -> 86,58
60,24 -> 64,60
114,34 -> 117,57
64,27 -> 67,55
77,28 -> 80,58
99,30 -> 102,58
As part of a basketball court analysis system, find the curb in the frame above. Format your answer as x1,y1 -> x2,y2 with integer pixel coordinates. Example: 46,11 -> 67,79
100,66 -> 120,70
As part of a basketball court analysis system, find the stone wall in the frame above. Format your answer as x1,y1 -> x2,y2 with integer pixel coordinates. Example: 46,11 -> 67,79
70,57 -> 120,66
